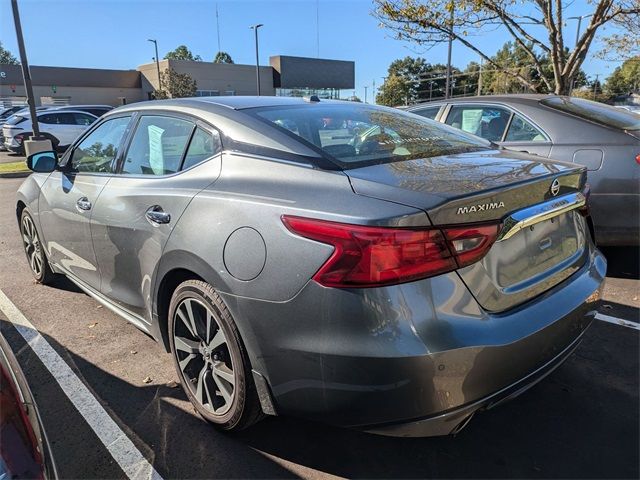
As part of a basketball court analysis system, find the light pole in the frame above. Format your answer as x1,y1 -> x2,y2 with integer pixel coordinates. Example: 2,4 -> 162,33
364,85 -> 368,104
444,3 -> 455,99
11,0 -> 40,140
147,39 -> 162,91
250,24 -> 263,96
568,14 -> 593,95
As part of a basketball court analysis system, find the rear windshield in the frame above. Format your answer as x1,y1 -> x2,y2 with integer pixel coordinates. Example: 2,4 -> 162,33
249,104 -> 489,168
4,115 -> 26,126
540,97 -> 640,131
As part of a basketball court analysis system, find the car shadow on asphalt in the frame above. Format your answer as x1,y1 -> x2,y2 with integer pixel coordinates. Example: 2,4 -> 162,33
2,317 -> 638,479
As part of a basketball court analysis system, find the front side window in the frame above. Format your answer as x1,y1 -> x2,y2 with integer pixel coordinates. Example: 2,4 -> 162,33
445,105 -> 512,142
504,115 -> 547,142
122,116 -> 194,175
70,116 -> 132,173
250,104 -> 488,168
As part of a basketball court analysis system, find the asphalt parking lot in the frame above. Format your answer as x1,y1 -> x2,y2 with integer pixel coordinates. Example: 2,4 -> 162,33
0,171 -> 637,479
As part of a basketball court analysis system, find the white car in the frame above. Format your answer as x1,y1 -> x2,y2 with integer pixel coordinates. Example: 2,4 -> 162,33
3,109 -> 97,155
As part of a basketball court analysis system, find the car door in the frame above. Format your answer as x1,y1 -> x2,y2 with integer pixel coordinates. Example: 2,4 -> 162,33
90,114 -> 223,320
443,103 -> 552,157
38,114 -> 133,290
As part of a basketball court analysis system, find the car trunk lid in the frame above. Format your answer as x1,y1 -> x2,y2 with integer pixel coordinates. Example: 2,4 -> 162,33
345,149 -> 589,312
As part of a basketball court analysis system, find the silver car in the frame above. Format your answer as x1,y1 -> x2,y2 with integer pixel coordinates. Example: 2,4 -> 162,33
17,97 -> 605,436
409,95 -> 640,246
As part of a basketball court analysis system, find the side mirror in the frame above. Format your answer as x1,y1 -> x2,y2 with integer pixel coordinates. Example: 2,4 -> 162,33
26,151 -> 58,173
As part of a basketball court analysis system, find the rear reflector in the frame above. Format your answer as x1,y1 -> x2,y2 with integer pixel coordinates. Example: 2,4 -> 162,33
282,215 -> 499,288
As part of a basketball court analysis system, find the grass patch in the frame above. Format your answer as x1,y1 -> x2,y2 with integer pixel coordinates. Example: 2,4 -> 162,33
0,161 -> 28,174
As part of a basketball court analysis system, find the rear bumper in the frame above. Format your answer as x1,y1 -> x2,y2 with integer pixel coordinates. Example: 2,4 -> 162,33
366,318 -> 587,437
221,244 -> 606,435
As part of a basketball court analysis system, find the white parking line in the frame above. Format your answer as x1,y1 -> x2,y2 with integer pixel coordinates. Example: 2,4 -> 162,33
595,312 -> 640,331
0,289 -> 164,480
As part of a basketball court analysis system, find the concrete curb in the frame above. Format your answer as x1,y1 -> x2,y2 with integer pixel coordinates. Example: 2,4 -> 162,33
0,171 -> 30,179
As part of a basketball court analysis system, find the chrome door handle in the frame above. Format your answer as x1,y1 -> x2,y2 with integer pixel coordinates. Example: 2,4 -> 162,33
76,197 -> 92,212
145,205 -> 171,225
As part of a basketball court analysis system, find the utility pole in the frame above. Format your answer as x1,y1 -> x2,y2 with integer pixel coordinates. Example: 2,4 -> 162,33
477,58 -> 483,96
250,24 -> 263,95
593,74 -> 600,100
568,14 -> 593,95
429,81 -> 434,101
444,3 -> 454,99
11,0 -> 51,155
372,79 -> 376,104
148,39 -> 162,91
364,85 -> 368,103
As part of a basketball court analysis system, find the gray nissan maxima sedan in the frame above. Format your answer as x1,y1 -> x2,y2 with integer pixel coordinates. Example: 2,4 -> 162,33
16,97 -> 605,436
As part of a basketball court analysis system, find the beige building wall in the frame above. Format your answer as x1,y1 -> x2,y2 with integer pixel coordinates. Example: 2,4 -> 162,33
137,60 -> 275,97
0,84 -> 145,106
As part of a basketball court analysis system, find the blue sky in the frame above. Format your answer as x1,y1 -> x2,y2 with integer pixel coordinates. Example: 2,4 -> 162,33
0,0 -> 624,101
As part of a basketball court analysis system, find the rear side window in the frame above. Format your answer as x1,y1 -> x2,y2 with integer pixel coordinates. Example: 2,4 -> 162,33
412,106 -> 441,120
182,128 -> 221,170
85,108 -> 111,117
504,115 -> 546,142
540,97 -> 640,131
73,112 -> 96,126
445,105 -> 511,142
70,116 -> 132,173
122,116 -> 194,175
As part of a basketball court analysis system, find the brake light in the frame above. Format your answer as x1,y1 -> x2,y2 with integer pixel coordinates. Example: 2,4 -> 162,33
636,154 -> 640,165
282,215 -> 499,288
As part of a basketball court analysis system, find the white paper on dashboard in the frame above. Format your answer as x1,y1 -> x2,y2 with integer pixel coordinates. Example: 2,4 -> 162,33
148,124 -> 165,175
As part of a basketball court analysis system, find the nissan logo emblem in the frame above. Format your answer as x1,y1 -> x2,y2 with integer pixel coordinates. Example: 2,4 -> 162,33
550,179 -> 560,196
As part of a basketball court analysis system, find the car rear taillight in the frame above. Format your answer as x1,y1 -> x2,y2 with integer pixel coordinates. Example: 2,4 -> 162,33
14,134 -> 24,145
282,215 -> 499,288
635,154 -> 640,165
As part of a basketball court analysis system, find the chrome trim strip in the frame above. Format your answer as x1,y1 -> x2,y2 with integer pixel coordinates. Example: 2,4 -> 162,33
496,192 -> 586,242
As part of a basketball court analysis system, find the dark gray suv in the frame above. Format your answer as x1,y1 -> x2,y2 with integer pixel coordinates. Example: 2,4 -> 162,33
17,97 -> 605,436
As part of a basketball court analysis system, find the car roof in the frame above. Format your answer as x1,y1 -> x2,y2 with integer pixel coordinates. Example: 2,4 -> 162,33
410,94 -> 557,109
113,96 -> 348,114
14,110 -> 99,118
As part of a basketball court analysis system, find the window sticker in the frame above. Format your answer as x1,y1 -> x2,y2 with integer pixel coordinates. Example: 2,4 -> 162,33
148,124 -> 165,175
461,109 -> 483,134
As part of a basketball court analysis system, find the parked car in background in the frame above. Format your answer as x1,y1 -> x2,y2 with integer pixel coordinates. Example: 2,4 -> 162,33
3,110 -> 98,155
52,105 -> 114,118
409,95 -> 640,246
17,97 -> 605,437
0,106 -> 28,151
0,333 -> 57,479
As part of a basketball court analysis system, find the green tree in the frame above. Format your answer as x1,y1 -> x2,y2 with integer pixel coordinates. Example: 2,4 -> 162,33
376,56 -> 455,105
213,51 -> 234,64
373,0 -> 640,95
604,56 -> 640,95
153,68 -> 197,99
0,42 -> 19,65
164,45 -> 202,61
376,74 -> 411,106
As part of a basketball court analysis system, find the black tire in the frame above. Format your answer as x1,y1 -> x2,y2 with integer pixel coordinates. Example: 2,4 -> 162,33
168,280 -> 263,431
20,209 -> 56,284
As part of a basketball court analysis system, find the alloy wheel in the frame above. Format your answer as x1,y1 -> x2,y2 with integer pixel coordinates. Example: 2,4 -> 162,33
21,214 -> 43,277
173,298 -> 235,415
